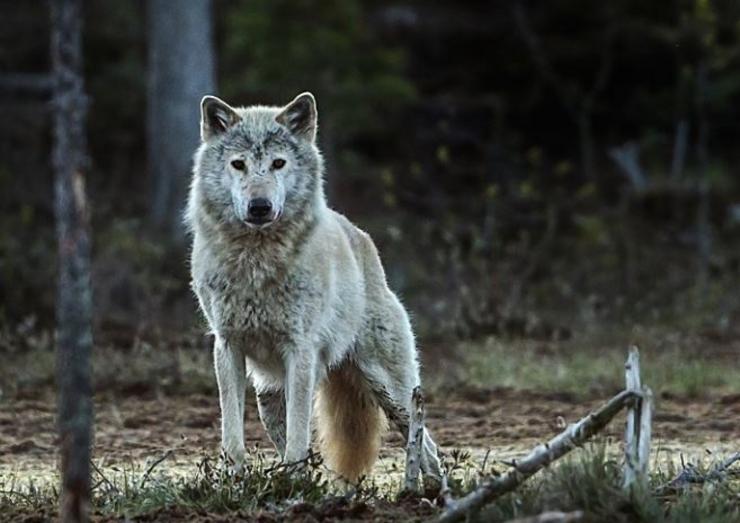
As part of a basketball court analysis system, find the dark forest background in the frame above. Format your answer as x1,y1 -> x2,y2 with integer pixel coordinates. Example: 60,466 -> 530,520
2,0 -> 740,351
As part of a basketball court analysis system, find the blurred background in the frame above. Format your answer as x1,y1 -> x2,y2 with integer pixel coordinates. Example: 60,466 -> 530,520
1,0 -> 739,394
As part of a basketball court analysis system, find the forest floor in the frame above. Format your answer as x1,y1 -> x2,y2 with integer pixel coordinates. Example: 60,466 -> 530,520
0,327 -> 738,521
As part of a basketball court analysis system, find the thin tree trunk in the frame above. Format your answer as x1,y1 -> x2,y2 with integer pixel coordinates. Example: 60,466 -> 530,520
147,0 -> 216,240
50,0 -> 93,521
694,61 -> 711,291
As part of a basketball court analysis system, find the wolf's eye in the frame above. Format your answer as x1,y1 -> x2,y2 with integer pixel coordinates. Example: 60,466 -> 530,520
230,159 -> 246,171
272,158 -> 286,170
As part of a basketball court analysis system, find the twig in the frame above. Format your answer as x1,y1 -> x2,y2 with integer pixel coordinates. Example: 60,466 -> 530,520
89,459 -> 118,493
437,389 -> 640,523
404,386 -> 425,492
656,451 -> 740,494
263,449 -> 320,474
0,489 -> 39,504
440,472 -> 457,510
139,449 -> 174,489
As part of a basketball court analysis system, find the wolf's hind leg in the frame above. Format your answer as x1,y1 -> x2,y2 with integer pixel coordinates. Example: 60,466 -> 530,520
362,361 -> 443,483
256,389 -> 286,457
214,338 -> 247,469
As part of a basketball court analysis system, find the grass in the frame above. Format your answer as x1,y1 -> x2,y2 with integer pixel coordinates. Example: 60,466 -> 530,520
459,334 -> 738,399
2,320 -> 736,401
1,445 -> 737,521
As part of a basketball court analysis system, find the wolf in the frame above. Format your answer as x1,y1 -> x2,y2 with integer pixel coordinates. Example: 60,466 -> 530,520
186,92 -> 442,483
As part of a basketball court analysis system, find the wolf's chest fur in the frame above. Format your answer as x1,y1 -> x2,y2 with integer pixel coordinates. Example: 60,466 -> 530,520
197,249 -> 319,362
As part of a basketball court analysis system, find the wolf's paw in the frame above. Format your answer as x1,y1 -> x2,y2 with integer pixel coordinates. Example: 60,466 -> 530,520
220,447 -> 247,476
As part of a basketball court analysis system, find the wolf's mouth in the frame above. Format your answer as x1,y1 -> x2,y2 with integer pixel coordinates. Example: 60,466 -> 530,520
244,212 -> 281,229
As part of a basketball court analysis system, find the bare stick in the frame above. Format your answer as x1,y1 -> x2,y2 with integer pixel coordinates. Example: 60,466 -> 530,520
404,387 -> 425,492
440,472 -> 457,510
139,449 -> 174,489
438,389 -> 640,523
623,345 -> 642,488
637,387 -> 653,475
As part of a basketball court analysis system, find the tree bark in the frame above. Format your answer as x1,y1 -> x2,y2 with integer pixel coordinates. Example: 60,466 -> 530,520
147,0 -> 216,240
50,0 -> 94,521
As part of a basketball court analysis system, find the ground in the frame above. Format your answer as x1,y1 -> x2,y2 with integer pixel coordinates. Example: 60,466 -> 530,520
0,329 -> 738,521
1,388 -> 738,479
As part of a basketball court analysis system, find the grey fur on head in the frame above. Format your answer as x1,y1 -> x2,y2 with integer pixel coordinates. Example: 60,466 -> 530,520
187,92 -> 325,246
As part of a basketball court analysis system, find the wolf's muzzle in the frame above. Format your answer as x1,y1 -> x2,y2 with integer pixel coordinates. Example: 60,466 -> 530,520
246,197 -> 276,225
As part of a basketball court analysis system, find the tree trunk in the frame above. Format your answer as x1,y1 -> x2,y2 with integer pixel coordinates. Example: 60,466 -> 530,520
694,61 -> 711,292
50,0 -> 93,521
147,0 -> 216,240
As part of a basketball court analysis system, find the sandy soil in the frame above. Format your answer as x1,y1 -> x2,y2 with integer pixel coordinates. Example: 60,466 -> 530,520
1,388 -> 738,483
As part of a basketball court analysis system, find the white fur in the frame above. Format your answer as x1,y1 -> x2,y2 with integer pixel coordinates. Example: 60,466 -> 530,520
187,93 -> 441,481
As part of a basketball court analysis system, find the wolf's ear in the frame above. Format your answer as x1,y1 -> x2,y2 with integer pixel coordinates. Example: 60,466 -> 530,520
201,96 -> 240,141
275,92 -> 317,142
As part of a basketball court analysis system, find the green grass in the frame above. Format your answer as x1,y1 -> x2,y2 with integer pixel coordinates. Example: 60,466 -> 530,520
1,445 -> 737,521
472,445 -> 740,523
459,335 -> 738,399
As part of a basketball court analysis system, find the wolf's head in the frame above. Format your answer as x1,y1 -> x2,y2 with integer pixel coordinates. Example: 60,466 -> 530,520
189,93 -> 324,236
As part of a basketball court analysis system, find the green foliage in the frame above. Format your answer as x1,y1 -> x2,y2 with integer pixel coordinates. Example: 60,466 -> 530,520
460,336 -> 738,399
220,0 -> 415,138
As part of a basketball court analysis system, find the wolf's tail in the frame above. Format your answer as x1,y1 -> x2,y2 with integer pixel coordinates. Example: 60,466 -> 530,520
315,361 -> 387,482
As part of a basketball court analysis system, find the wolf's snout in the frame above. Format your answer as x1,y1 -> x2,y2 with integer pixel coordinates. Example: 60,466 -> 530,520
247,198 -> 273,222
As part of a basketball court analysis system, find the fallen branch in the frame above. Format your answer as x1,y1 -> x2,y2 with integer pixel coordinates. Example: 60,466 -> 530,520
404,386 -> 425,493
656,451 -> 740,494
139,449 -> 174,489
437,389 -> 640,523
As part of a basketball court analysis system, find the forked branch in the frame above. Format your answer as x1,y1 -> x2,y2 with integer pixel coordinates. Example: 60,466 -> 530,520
438,389 -> 640,523
404,386 -> 425,492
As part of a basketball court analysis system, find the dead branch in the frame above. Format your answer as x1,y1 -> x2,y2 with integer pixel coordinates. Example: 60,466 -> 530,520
623,346 -> 653,490
656,451 -> 740,494
89,460 -> 118,494
437,389 -> 640,523
609,143 -> 647,192
439,473 -> 457,510
404,386 -> 425,492
263,449 -> 321,475
623,346 -> 642,488
637,387 -> 653,476
139,449 -> 174,489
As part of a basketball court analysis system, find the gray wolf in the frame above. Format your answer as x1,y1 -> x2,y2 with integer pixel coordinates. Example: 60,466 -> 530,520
186,92 -> 441,482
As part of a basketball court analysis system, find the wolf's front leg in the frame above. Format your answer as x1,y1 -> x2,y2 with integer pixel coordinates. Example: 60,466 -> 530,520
214,337 -> 247,469
283,348 -> 317,464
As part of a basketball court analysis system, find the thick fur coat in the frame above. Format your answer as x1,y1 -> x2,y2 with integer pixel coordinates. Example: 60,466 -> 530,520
186,92 -> 441,482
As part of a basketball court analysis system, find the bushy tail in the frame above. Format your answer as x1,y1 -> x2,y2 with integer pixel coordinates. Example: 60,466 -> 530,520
315,362 -> 387,482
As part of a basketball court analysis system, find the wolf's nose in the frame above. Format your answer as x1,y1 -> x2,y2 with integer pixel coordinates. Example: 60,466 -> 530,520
248,198 -> 272,219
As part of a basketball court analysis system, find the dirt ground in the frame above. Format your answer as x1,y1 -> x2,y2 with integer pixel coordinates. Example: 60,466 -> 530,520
2,387 -> 738,483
